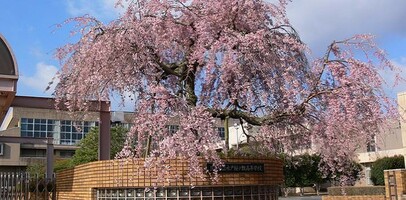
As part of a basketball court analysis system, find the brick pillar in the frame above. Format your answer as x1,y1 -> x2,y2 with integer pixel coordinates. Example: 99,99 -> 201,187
385,169 -> 406,199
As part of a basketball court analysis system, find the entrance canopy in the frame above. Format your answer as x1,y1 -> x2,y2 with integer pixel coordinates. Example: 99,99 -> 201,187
0,34 -> 18,124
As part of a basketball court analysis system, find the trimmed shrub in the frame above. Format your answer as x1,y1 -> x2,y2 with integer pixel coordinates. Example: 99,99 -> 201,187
54,159 -> 74,172
370,155 -> 404,185
328,186 -> 385,195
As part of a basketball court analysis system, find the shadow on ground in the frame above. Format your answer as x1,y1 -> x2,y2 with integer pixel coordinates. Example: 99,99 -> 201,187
279,196 -> 322,200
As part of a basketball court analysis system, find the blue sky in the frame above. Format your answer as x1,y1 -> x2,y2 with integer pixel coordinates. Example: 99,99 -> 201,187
1,0 -> 406,110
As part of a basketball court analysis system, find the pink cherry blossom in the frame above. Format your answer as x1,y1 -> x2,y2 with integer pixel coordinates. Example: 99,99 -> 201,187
53,0 -> 401,185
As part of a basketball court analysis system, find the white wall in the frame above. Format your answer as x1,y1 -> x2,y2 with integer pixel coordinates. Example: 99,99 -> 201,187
227,124 -> 248,149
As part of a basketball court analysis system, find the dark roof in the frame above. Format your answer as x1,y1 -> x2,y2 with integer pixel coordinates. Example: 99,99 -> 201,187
0,34 -> 17,76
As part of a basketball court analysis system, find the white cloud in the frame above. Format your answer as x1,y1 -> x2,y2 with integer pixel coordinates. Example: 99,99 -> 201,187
65,0 -> 125,21
284,0 -> 406,96
286,0 -> 406,55
20,62 -> 59,95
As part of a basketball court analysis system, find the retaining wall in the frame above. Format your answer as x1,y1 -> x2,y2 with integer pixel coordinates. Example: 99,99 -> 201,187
56,157 -> 283,200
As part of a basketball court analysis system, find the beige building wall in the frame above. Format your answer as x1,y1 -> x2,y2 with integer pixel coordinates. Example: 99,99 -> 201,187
356,123 -> 403,185
0,106 -> 101,171
4,107 -> 100,128
355,92 -> 406,185
398,92 -> 406,165
0,127 -> 22,167
357,122 -> 403,163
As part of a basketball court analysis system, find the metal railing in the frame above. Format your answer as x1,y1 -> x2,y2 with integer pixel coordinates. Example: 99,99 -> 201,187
0,172 -> 55,200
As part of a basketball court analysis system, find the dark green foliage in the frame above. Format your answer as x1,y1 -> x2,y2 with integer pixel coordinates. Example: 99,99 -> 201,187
328,186 -> 385,195
370,155 -> 404,185
327,161 -> 363,186
54,159 -> 74,172
25,162 -> 55,194
26,162 -> 45,178
283,154 -> 324,187
283,154 -> 362,188
70,127 -> 100,165
348,162 -> 363,182
222,142 -> 275,158
70,125 -> 127,166
110,125 -> 128,158
29,179 -> 54,193
27,126 -> 128,173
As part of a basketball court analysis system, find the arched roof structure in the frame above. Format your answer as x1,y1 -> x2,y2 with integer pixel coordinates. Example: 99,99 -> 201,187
0,34 -> 111,161
0,34 -> 18,124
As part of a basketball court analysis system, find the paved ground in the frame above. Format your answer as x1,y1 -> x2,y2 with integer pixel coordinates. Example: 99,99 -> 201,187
279,196 -> 322,200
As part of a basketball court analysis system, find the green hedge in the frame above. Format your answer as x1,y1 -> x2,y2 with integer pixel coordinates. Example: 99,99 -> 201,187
371,155 -> 404,185
328,186 -> 385,196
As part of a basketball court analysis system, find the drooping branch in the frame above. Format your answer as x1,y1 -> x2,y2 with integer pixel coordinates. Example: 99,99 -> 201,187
184,61 -> 198,106
208,84 -> 346,127
54,0 -> 400,186
208,107 -> 303,126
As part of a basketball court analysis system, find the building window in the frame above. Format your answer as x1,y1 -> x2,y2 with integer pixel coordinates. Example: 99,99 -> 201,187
20,149 -> 46,157
60,120 -> 98,145
121,123 -> 132,130
365,167 -> 372,185
96,185 -> 279,200
21,118 -> 58,138
21,118 -> 97,146
0,143 -> 3,156
111,122 -> 132,130
366,142 -> 376,152
167,125 -> 179,135
217,127 -> 225,140
367,135 -> 376,152
59,150 -> 75,158
268,139 -> 284,153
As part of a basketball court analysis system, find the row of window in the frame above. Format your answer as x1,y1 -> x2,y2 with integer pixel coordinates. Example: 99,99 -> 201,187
20,118 -> 98,145
20,118 -> 226,145
19,118 -> 377,154
96,185 -> 279,200
20,149 -> 75,158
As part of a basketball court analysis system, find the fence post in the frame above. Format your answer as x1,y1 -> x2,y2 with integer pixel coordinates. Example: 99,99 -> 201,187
52,173 -> 56,200
46,138 -> 54,179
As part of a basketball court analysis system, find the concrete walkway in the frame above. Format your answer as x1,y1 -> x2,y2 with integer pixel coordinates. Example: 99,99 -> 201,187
279,196 -> 322,200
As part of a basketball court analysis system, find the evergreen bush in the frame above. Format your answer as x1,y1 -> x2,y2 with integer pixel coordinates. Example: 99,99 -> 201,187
370,155 -> 404,185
